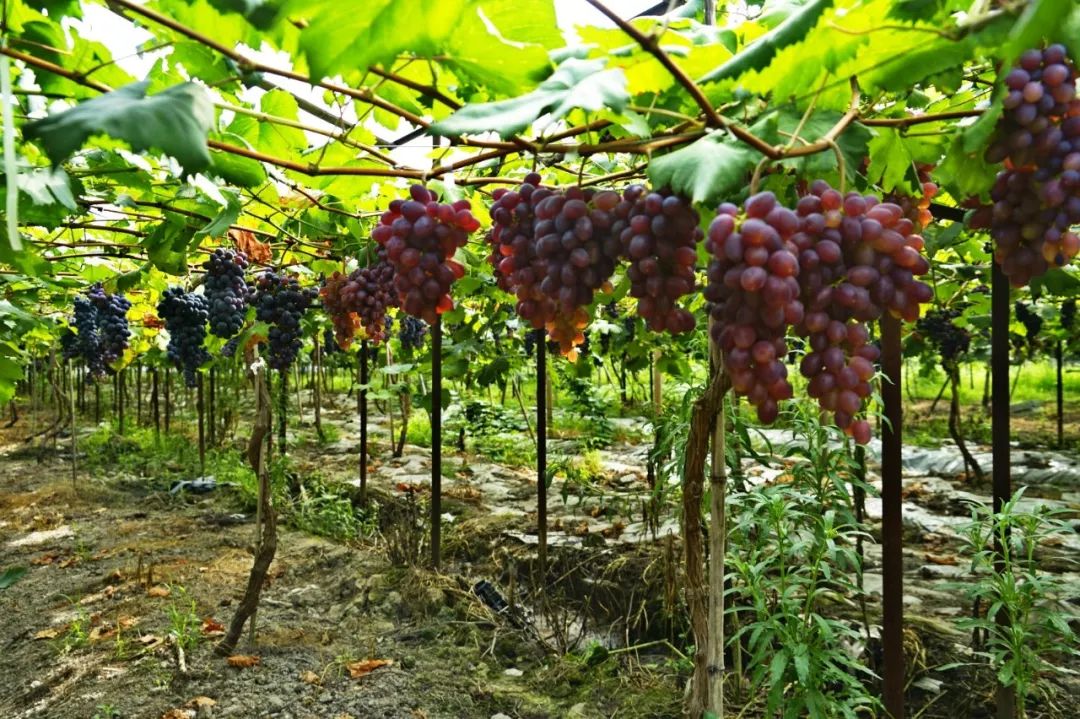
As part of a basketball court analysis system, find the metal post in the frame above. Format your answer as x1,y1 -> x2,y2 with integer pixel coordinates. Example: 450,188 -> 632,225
197,372 -> 206,478
360,340 -> 369,505
431,316 -> 442,569
992,263 -> 1014,719
880,314 -> 904,719
536,329 -> 547,579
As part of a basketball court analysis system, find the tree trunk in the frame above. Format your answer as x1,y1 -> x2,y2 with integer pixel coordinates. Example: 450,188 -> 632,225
682,367 -> 730,718
217,358 -> 276,656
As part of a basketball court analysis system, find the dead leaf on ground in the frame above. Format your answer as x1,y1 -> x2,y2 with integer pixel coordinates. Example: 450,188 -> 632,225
200,618 -> 225,635
34,627 -> 62,640
300,670 -> 322,685
160,709 -> 190,719
147,585 -> 171,598
31,554 -> 57,566
924,553 -> 958,566
346,658 -> 393,678
227,654 -> 261,668
186,696 -> 216,709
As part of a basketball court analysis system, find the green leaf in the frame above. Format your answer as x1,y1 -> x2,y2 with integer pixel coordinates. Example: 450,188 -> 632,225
646,132 -> 757,206
144,219 -> 198,275
23,81 -> 214,173
866,129 -> 916,194
208,148 -> 268,188
0,566 -> 28,591
430,58 -> 628,139
209,0 -> 281,28
291,0 -> 478,81
698,0 -> 833,84
1002,0 -> 1073,69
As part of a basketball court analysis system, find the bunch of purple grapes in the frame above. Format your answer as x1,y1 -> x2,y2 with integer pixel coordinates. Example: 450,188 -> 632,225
157,287 -> 211,387
976,44 -> 1080,286
487,173 -> 557,331
65,283 -> 131,379
616,186 -> 701,334
321,258 -> 397,347
373,185 -> 478,324
252,272 -> 317,371
202,249 -> 250,338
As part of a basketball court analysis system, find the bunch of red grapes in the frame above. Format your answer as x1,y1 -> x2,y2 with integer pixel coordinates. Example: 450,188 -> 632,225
488,176 -> 701,355
705,181 -> 934,444
974,44 -> 1080,286
373,185 -> 479,324
320,256 -> 397,347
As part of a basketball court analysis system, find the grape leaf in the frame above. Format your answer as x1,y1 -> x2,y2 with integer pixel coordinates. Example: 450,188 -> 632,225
698,0 -> 833,84
646,132 -> 757,207
290,0 -> 478,81
431,58 -> 628,139
23,81 -> 214,173
866,129 -> 917,194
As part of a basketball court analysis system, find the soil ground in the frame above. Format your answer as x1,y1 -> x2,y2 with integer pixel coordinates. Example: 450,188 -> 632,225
1,394 -> 1078,719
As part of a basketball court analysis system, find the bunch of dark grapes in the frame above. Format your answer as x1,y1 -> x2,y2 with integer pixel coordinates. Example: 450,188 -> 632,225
916,308 -> 970,363
87,283 -> 131,366
399,316 -> 428,351
320,258 -> 397,347
1015,301 -> 1043,348
71,288 -> 106,378
616,186 -> 701,334
60,329 -> 81,361
322,327 -> 339,355
1063,298 -> 1077,330
705,192 -> 802,425
488,174 -> 554,330
221,335 -> 242,358
202,249 -> 249,338
373,185 -> 478,324
532,186 -> 622,356
252,272 -> 316,371
976,44 -> 1080,286
157,287 -> 211,387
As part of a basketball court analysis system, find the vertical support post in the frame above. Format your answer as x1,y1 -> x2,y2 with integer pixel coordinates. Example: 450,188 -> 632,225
431,316 -> 442,569
164,366 -> 171,432
136,362 -> 142,427
278,368 -> 287,457
536,329 -> 547,579
1056,340 -> 1064,449
69,362 -> 77,490
152,368 -> 160,439
992,263 -> 1014,719
117,369 -> 125,435
359,340 -> 369,506
197,373 -> 206,478
880,313 -> 904,719
209,367 -> 217,447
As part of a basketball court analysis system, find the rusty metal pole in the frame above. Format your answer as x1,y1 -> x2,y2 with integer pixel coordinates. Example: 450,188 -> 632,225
536,329 -> 547,580
880,314 -> 904,719
992,263 -> 1015,719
